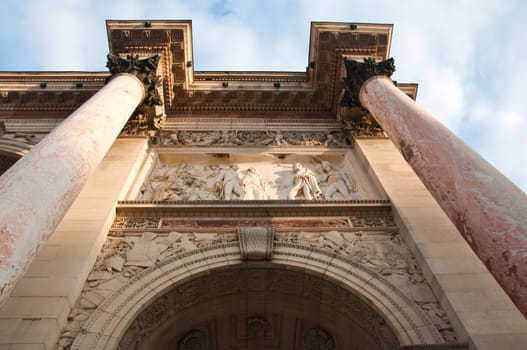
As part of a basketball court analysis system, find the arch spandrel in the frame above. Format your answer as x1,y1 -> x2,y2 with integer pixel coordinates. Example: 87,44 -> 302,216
68,238 -> 450,350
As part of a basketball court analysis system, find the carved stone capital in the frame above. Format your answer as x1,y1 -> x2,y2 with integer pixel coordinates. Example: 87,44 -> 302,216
337,57 -> 395,137
340,57 -> 395,108
106,54 -> 165,136
106,53 -> 163,107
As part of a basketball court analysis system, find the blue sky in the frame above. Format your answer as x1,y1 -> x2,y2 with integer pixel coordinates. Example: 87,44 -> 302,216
1,0 -> 526,192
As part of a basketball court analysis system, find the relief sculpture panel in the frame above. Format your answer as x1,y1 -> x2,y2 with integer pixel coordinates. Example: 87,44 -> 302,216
139,154 -> 360,201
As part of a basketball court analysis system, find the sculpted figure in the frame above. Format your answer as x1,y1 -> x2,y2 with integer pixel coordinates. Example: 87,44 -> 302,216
262,130 -> 288,146
317,160 -> 356,200
215,164 -> 244,200
125,232 -> 168,267
288,163 -> 322,200
273,130 -> 288,146
242,167 -> 265,200
324,133 -> 348,147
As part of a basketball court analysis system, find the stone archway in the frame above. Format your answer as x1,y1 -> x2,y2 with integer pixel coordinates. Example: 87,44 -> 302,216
72,241 -> 444,349
120,265 -> 401,349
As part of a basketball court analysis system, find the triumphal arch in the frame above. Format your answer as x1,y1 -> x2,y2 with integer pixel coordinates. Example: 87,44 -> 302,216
0,20 -> 526,350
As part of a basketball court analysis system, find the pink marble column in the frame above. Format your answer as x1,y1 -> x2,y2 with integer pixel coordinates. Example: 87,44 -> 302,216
0,73 -> 145,306
358,73 -> 527,317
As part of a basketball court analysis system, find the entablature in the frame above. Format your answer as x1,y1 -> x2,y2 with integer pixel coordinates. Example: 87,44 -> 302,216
0,20 -> 417,138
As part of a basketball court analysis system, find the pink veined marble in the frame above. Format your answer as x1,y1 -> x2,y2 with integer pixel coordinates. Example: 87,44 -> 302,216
359,75 -> 527,317
0,73 -> 144,306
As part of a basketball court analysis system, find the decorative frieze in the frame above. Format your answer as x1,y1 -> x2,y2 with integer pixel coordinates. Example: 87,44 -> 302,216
111,217 -> 161,229
348,214 -> 395,227
156,129 -> 350,147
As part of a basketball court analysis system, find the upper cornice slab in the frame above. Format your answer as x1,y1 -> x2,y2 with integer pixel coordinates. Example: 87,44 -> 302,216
106,20 -> 414,117
0,20 -> 417,120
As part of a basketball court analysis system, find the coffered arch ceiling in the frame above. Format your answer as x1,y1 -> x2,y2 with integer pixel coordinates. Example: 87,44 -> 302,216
122,265 -> 400,350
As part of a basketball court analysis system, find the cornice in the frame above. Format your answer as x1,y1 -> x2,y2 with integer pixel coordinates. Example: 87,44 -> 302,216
0,72 -> 107,114
115,199 -> 392,218
105,20 -> 404,117
0,20 -> 418,136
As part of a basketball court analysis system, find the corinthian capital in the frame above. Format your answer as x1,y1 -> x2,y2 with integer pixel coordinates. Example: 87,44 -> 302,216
340,57 -> 395,107
106,53 -> 163,107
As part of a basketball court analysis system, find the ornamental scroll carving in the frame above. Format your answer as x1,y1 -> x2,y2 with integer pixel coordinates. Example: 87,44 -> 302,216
156,130 -> 350,147
139,157 -> 358,201
337,104 -> 385,138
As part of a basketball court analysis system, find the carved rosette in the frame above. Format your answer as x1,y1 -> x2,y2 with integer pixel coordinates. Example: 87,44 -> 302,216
106,53 -> 165,136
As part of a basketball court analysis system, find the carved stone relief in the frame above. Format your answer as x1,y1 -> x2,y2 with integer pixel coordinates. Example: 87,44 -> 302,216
57,232 -> 236,350
348,215 -> 395,227
275,230 -> 457,343
108,215 -> 390,233
156,130 -> 350,147
60,219 -> 457,349
112,217 -> 161,229
337,104 -> 385,138
139,156 -> 358,201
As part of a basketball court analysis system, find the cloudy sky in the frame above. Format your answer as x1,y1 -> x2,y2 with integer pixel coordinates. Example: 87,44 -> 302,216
1,0 -> 525,192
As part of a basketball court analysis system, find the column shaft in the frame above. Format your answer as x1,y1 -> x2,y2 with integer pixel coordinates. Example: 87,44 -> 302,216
359,75 -> 527,316
0,73 -> 144,305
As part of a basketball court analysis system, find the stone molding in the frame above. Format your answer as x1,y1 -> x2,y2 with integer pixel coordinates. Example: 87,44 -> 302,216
105,20 -> 397,115
114,200 -> 392,220
155,129 -> 351,147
